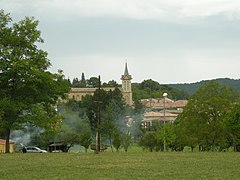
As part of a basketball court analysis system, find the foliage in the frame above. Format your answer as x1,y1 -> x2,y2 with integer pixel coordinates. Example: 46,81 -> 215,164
175,82 -> 239,151
224,103 -> 240,150
0,10 -> 69,153
79,130 -> 92,152
156,123 -> 177,151
128,99 -> 145,142
30,129 -> 57,149
71,73 -> 87,87
55,103 -> 92,152
112,130 -> 121,151
138,123 -> 177,152
139,131 -> 157,152
121,132 -> 132,152
82,87 -> 128,141
132,79 -> 189,101
54,125 -> 79,152
86,77 -> 99,87
102,80 -> 119,87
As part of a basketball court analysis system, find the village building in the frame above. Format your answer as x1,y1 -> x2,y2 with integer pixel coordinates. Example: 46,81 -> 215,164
68,63 -> 133,106
0,139 -> 15,153
141,98 -> 188,128
67,63 -> 187,128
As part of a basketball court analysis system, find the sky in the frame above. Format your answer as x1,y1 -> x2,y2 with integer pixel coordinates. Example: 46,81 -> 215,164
1,0 -> 240,84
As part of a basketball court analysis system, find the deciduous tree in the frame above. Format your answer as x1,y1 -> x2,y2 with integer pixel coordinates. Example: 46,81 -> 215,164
225,104 -> 240,151
0,10 -> 69,153
175,82 -> 238,151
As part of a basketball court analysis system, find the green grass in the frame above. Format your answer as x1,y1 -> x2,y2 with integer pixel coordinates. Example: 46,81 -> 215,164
1,152 -> 240,179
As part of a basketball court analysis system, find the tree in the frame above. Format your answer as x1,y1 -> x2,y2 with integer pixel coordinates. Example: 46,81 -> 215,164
81,72 -> 86,83
79,130 -> 92,152
56,102 -> 92,152
156,124 -> 176,151
139,79 -> 161,91
54,125 -> 79,152
112,130 -> 121,152
102,80 -> 118,87
175,82 -> 238,151
0,10 -> 69,153
72,78 -> 80,87
79,72 -> 87,87
103,102 -> 117,152
121,132 -> 132,152
139,131 -> 157,152
130,99 -> 145,142
132,79 -> 189,101
82,87 -> 127,138
30,128 -> 58,149
225,104 -> 240,151
87,77 -> 99,87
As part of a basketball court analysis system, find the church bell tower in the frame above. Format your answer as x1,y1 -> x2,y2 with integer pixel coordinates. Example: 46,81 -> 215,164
121,62 -> 133,106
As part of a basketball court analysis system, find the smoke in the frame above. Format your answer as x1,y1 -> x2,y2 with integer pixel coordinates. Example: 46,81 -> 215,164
11,130 -> 31,146
11,126 -> 44,146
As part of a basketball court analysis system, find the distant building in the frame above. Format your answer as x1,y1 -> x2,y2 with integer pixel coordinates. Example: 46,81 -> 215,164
141,98 -> 188,128
141,98 -> 187,110
121,62 -> 133,106
67,63 -> 133,106
0,139 -> 15,153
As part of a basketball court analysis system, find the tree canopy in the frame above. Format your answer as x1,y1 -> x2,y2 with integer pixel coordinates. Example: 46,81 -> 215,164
175,82 -> 239,151
0,10 -> 69,153
132,79 -> 189,101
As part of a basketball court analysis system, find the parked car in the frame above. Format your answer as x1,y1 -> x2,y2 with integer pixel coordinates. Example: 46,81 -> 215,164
49,143 -> 68,152
25,146 -> 47,153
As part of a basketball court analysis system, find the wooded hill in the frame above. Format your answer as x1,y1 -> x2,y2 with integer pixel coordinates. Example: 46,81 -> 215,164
168,78 -> 240,95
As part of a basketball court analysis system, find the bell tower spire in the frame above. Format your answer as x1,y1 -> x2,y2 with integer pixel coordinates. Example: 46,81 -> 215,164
124,62 -> 130,77
121,62 -> 133,106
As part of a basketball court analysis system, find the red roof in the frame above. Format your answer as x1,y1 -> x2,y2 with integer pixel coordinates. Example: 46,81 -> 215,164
0,139 -> 15,144
141,98 -> 188,109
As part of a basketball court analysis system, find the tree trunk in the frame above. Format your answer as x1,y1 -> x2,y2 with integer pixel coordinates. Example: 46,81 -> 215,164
109,134 -> 113,152
5,128 -> 11,153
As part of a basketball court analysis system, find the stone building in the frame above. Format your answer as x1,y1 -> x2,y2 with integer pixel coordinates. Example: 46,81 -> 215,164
68,63 -> 133,106
121,63 -> 133,106
141,98 -> 188,128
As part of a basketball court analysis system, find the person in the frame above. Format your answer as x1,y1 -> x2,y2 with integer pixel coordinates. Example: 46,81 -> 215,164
22,146 -> 27,153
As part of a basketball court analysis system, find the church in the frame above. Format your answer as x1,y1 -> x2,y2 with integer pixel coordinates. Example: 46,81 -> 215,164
68,63 -> 133,106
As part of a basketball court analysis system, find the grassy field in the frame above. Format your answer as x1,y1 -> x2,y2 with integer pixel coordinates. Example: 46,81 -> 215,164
1,151 -> 240,180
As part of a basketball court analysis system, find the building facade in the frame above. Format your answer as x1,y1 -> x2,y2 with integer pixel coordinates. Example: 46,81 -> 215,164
68,63 -> 133,106
141,98 -> 188,128
0,139 -> 15,153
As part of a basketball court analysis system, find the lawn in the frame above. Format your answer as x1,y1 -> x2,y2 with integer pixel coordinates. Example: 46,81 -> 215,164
1,151 -> 240,179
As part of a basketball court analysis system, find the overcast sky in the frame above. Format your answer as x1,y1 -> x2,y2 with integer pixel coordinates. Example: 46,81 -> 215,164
1,0 -> 240,84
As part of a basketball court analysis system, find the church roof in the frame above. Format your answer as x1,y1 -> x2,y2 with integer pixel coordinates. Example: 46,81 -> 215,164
69,87 -> 115,93
121,62 -> 132,80
124,62 -> 130,76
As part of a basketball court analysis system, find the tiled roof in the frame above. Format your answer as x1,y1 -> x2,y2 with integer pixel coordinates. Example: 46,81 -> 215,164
0,139 -> 15,144
144,111 -> 178,118
69,87 -> 115,93
141,98 -> 188,109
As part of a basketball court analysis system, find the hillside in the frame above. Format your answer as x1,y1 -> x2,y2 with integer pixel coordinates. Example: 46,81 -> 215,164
168,78 -> 240,95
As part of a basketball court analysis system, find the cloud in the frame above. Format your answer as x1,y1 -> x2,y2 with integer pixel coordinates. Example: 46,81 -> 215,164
2,0 -> 240,22
1,0 -> 240,84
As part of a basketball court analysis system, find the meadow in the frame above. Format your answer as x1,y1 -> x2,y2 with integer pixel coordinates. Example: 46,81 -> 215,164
1,151 -> 240,180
